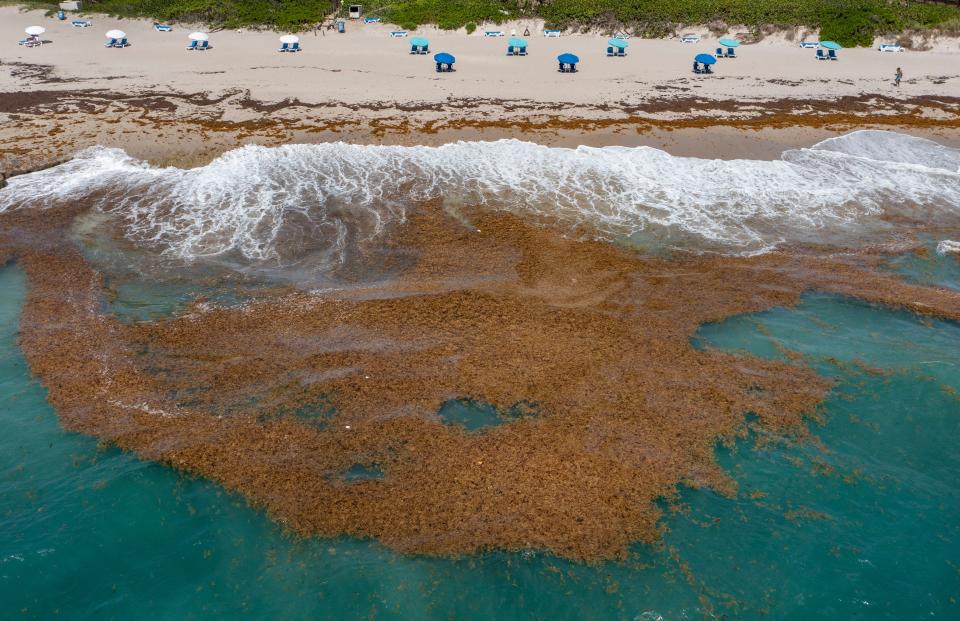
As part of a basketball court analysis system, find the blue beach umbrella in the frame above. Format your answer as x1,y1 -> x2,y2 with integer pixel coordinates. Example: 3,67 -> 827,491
410,36 -> 429,47
508,37 -> 527,48
694,53 -> 717,65
718,38 -> 740,48
557,53 -> 579,64
607,38 -> 628,49
434,52 -> 455,64
820,41 -> 842,50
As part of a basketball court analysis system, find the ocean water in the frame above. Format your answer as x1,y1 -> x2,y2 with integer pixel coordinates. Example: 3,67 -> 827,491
2,129 -> 960,618
3,247 -> 959,619
3,130 -> 960,263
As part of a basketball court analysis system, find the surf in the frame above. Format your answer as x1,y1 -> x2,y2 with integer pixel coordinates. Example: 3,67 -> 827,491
1,130 -> 958,263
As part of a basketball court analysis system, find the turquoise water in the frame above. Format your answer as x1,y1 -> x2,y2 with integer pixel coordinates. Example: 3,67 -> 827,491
886,238 -> 960,293
2,263 -> 959,620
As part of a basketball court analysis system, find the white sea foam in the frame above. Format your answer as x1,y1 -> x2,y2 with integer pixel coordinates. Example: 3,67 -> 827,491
936,240 -> 960,255
1,130 -> 958,262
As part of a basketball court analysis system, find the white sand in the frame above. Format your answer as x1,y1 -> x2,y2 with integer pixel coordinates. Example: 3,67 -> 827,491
2,8 -> 959,106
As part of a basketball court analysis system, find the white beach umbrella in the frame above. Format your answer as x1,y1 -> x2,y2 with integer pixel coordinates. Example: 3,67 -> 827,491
279,35 -> 299,44
25,26 -> 46,36
188,32 -> 209,41
106,29 -> 126,39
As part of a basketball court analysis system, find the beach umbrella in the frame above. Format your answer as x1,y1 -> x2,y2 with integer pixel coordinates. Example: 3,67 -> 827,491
25,26 -> 46,36
820,41 -> 842,50
105,29 -> 126,39
411,36 -> 429,47
694,53 -> 717,65
434,52 -> 455,64
188,32 -> 208,41
557,53 -> 579,64
607,38 -> 628,49
279,34 -> 299,44
508,37 -> 527,48
718,38 -> 740,48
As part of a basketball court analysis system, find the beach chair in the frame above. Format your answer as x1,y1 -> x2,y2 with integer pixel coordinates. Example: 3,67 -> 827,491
198,40 -> 210,51
799,41 -> 818,49
680,34 -> 700,44
72,20 -> 91,28
815,49 -> 826,60
828,49 -> 838,61
389,31 -> 407,37
105,38 -> 117,48
485,31 -> 504,37
726,47 -> 736,58
692,61 -> 702,74
278,42 -> 289,52
607,46 -> 614,57
518,45 -> 527,57
154,23 -> 173,32
879,43 -> 902,53
544,30 -> 561,38
715,47 -> 724,57
703,63 -> 713,74
290,42 -> 300,52
616,47 -> 625,57
364,17 -> 381,23
114,38 -> 128,48
187,40 -> 198,50
507,45 -> 515,56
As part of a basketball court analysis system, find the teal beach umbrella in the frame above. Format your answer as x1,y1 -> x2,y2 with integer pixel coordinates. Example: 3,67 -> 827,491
820,41 -> 842,50
607,38 -> 628,49
718,38 -> 740,48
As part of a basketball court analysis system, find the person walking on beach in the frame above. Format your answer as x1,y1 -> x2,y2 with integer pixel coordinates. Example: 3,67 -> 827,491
895,67 -> 903,87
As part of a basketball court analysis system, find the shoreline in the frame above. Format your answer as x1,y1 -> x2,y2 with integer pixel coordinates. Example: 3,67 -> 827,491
2,83 -> 959,176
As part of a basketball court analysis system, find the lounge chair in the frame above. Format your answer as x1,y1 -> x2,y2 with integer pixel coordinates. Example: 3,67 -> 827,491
726,47 -> 736,58
879,43 -> 902,53
607,46 -> 614,57
799,41 -> 818,49
485,31 -> 504,37
198,40 -> 210,50
187,40 -> 198,50
390,31 -> 407,37
518,46 -> 527,56
680,34 -> 700,44
616,48 -> 625,57
364,17 -> 381,23
105,37 -> 117,48
71,20 -> 91,28
715,47 -> 724,57
114,38 -> 127,48
154,23 -> 173,32
544,30 -> 561,38
290,42 -> 300,52
815,49 -> 826,60
278,42 -> 289,52
828,49 -> 838,60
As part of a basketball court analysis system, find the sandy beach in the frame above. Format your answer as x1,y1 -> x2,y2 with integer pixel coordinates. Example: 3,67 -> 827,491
2,6 -> 960,175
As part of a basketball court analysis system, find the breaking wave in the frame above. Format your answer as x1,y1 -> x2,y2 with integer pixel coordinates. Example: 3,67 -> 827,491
2,130 -> 958,263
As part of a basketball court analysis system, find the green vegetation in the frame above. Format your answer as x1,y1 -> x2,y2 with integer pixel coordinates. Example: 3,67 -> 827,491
20,0 -> 960,47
